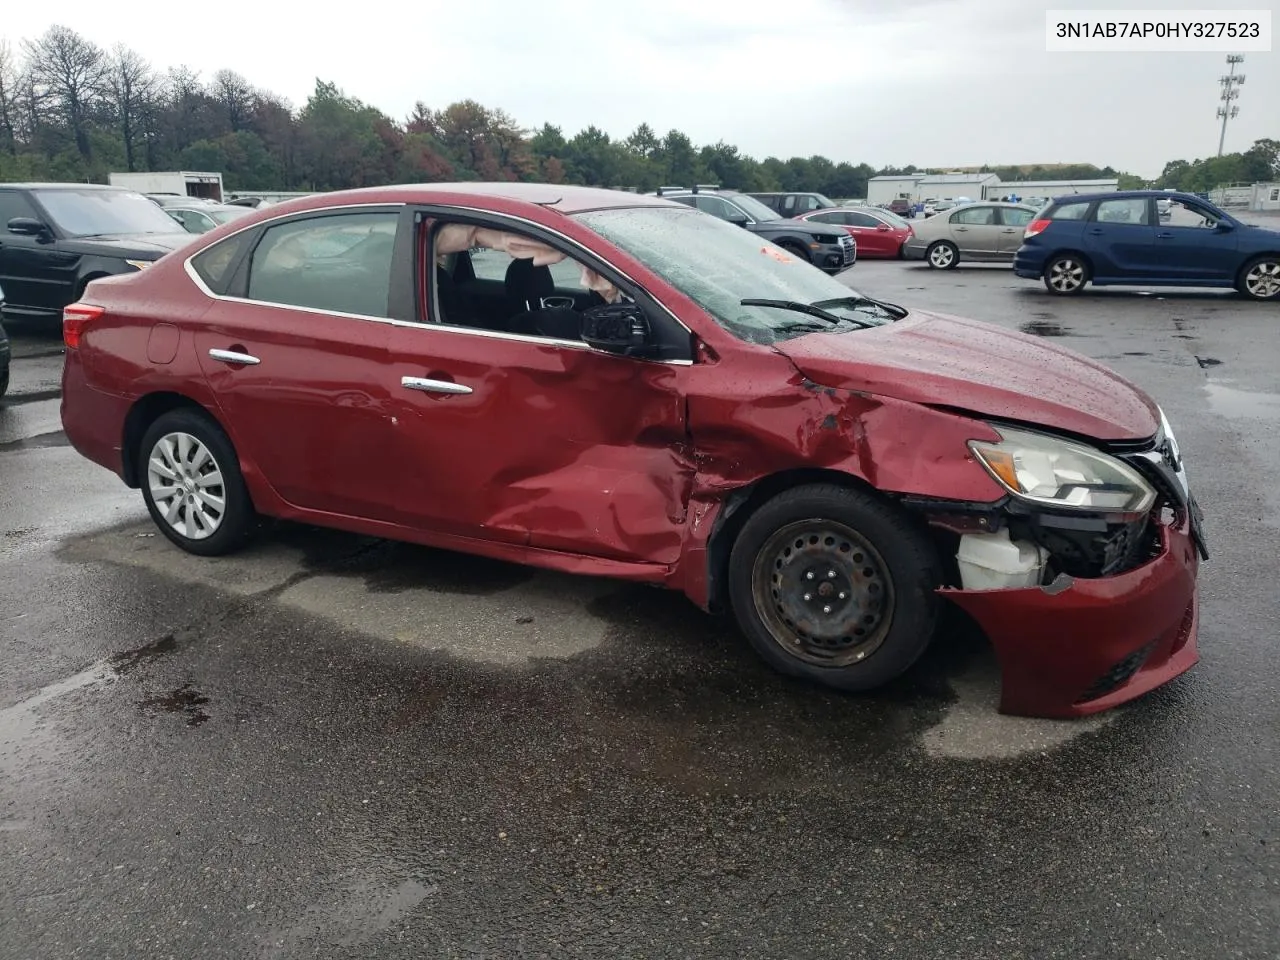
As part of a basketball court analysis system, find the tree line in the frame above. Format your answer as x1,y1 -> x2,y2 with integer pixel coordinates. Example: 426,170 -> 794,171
0,26 -> 1275,197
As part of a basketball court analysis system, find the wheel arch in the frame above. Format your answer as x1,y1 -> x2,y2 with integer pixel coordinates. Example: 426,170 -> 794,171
1237,251 -> 1280,286
702,467 -> 891,614
121,391 -> 222,488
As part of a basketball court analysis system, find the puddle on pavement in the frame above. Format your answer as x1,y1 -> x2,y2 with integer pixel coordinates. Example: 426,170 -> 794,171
1205,381 -> 1280,420
109,633 -> 178,674
1195,356 -> 1222,368
1019,320 -> 1075,337
0,661 -> 117,776
138,682 -> 210,726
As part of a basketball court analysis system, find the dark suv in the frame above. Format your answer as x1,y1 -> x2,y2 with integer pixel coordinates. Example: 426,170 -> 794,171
748,192 -> 840,218
0,183 -> 194,326
659,187 -> 856,272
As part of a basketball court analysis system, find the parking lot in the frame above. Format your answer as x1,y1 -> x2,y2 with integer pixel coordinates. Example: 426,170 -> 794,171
2,258 -> 1278,958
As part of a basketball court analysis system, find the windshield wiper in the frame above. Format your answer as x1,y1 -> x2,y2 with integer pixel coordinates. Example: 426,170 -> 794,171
810,295 -> 907,320
740,298 -> 875,329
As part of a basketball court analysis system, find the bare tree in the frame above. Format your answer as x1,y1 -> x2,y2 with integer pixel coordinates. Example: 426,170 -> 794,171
106,45 -> 156,171
0,40 -> 18,154
22,25 -> 108,160
212,69 -> 254,133
166,65 -> 204,151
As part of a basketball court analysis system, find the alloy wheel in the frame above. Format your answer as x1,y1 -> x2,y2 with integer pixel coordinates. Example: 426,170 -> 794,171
1047,257 -> 1085,293
928,243 -> 955,268
146,431 -> 227,540
750,519 -> 896,668
1244,260 -> 1280,299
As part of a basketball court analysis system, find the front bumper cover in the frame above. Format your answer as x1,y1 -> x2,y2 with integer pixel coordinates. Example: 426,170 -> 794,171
942,517 -> 1200,718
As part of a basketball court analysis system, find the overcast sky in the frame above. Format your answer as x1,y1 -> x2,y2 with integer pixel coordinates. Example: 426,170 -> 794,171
4,0 -> 1276,179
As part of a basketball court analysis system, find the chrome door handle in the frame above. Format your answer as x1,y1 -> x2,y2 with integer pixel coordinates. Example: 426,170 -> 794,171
1156,232 -> 1174,239
401,376 -> 472,396
209,348 -> 260,365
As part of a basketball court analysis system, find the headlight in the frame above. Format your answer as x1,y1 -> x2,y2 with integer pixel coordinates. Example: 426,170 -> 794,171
969,426 -> 1156,514
124,259 -> 153,271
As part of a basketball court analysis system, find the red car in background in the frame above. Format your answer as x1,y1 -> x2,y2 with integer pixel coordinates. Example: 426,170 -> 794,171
60,182 -> 1204,718
796,206 -> 913,258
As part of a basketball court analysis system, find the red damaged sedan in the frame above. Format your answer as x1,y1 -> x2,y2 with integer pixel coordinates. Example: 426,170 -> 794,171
59,183 -> 1207,717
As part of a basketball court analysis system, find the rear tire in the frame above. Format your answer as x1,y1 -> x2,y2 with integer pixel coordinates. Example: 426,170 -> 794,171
727,483 -> 942,693
138,408 -> 256,556
1043,253 -> 1089,295
1237,255 -> 1280,301
926,241 -> 958,269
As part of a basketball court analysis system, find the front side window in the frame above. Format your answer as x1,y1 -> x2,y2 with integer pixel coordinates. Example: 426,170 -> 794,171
576,206 -> 894,346
693,196 -> 738,220
429,220 -> 631,341
1167,198 -> 1226,229
0,190 -> 39,226
807,211 -> 845,225
245,211 -> 398,317
724,194 -> 779,222
31,188 -> 189,238
1094,198 -> 1149,225
848,212 -> 881,228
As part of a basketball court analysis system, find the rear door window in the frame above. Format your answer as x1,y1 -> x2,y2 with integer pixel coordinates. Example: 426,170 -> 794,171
1093,198 -> 1150,225
1048,201 -> 1090,220
245,211 -> 399,317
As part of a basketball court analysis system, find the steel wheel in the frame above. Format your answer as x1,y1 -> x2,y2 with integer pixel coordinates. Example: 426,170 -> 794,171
1045,256 -> 1087,294
146,431 -> 227,540
750,519 -> 896,668
1241,258 -> 1280,300
927,241 -> 957,269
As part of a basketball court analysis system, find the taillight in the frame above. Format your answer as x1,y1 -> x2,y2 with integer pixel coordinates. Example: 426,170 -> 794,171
1024,218 -> 1051,239
63,302 -> 104,349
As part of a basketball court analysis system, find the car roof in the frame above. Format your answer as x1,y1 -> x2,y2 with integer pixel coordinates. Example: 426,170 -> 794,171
1048,189 -> 1204,204
0,182 -> 128,191
296,182 -> 684,215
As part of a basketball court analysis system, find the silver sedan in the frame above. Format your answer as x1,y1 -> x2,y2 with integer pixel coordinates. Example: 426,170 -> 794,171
902,202 -> 1041,269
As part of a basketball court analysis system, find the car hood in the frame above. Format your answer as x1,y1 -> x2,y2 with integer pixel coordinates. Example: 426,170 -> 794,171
773,309 -> 1160,442
754,219 -> 845,238
60,232 -> 195,257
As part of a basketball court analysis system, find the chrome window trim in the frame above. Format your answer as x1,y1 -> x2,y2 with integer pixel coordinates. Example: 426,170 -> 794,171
180,199 -> 694,366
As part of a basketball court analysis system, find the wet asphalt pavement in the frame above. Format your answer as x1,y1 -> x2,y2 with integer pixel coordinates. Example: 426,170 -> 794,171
2,257 -> 1278,959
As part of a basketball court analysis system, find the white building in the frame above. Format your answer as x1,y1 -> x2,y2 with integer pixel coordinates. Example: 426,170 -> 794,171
915,172 -> 1000,202
866,175 -> 923,206
1249,182 -> 1280,211
985,178 -> 1119,202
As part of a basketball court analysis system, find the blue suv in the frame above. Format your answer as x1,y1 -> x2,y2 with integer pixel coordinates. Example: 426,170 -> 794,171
1013,190 -> 1280,301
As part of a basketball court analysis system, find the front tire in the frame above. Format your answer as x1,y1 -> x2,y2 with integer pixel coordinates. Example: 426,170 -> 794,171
926,241 -> 958,269
777,241 -> 811,263
727,484 -> 942,692
1043,253 -> 1089,295
1238,255 -> 1280,301
138,408 -> 256,556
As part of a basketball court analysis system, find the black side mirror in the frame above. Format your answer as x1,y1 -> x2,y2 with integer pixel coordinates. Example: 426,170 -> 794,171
7,217 -> 51,239
726,213 -> 749,227
581,302 -> 654,357
1215,220 -> 1234,232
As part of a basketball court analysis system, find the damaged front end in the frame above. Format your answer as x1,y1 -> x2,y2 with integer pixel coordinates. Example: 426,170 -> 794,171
906,416 -> 1206,718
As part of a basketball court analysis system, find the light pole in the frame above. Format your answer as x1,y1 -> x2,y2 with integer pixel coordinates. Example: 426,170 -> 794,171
1217,54 -> 1245,156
